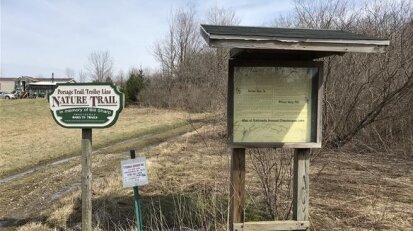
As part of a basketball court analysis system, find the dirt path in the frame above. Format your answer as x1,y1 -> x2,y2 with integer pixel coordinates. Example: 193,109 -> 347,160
0,127 -> 186,185
0,122 -> 207,230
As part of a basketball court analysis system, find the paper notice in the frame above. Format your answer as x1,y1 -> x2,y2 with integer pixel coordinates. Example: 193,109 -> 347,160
121,157 -> 148,187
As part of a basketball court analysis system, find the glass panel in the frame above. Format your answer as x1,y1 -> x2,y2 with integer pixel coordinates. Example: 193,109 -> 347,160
233,66 -> 318,143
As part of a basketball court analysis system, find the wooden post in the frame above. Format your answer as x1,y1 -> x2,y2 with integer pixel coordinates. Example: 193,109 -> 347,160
293,148 -> 310,222
81,128 -> 93,231
229,148 -> 246,231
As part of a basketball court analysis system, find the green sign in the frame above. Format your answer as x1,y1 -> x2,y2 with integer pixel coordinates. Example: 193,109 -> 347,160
48,83 -> 124,128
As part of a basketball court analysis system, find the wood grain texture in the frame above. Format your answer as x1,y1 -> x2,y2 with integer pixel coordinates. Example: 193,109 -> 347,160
211,39 -> 387,53
293,148 -> 310,221
234,221 -> 310,231
81,128 -> 92,231
229,148 -> 246,231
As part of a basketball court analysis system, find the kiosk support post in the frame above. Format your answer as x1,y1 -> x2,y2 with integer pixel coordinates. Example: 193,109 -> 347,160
81,128 -> 93,231
229,148 -> 246,231
293,148 -> 310,221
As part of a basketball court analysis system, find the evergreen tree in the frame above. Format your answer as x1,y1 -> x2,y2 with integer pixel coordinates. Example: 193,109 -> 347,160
105,76 -> 113,84
125,68 -> 145,104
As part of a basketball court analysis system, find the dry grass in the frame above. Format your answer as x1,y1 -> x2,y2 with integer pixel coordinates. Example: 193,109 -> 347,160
16,222 -> 56,231
10,124 -> 228,231
0,98 -> 207,177
310,151 -> 413,230
5,123 -> 413,231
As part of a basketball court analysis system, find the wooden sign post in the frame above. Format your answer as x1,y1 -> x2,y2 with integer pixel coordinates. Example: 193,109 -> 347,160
229,148 -> 245,230
81,128 -> 93,231
293,149 -> 310,222
49,83 -> 124,231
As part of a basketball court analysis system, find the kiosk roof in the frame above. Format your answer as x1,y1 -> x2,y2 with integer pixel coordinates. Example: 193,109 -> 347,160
201,24 -> 389,54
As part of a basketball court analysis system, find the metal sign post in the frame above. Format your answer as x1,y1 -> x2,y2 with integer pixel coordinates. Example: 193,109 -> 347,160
130,149 -> 143,231
121,149 -> 149,231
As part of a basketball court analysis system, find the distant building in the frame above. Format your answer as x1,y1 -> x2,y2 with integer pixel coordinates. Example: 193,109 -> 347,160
15,76 -> 75,97
0,77 -> 17,92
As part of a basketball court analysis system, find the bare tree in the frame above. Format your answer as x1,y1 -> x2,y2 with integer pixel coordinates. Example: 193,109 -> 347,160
146,5 -> 241,111
274,0 -> 413,150
86,50 -> 114,82
294,0 -> 357,29
114,70 -> 125,87
78,69 -> 87,83
153,6 -> 201,79
249,149 -> 294,220
202,6 -> 241,108
273,0 -> 358,29
206,5 -> 240,26
64,68 -> 76,79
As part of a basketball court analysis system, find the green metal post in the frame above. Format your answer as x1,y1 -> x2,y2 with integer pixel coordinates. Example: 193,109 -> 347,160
133,186 -> 143,231
130,149 -> 143,231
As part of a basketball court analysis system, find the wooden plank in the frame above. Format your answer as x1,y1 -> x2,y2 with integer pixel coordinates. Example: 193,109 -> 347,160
210,34 -> 390,45
293,148 -> 310,221
234,221 -> 310,231
200,26 -> 210,45
229,142 -> 321,149
81,128 -> 93,231
229,148 -> 246,231
211,39 -> 387,53
228,49 -> 342,60
227,59 -> 235,145
317,67 -> 324,145
230,48 -> 245,58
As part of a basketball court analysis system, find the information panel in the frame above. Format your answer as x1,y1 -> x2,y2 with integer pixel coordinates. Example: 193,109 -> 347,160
232,65 -> 319,144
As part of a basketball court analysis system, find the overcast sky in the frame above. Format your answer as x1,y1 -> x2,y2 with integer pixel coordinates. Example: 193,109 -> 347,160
1,0 -> 295,79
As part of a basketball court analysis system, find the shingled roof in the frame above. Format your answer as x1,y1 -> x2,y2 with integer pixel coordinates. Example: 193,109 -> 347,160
201,24 -> 389,53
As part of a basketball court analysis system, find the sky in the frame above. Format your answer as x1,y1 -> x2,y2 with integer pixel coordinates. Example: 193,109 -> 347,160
0,0 -> 295,79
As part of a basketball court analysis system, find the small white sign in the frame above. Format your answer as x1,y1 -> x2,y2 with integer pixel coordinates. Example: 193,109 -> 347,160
121,157 -> 148,187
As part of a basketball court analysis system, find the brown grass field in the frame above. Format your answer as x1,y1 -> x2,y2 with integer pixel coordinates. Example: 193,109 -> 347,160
0,100 -> 412,231
0,122 -> 411,230
0,99 -> 207,178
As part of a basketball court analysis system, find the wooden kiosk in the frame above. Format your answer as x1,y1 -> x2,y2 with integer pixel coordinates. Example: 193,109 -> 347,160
200,25 -> 389,231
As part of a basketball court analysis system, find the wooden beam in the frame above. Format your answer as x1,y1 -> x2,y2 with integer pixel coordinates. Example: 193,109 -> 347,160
210,34 -> 390,45
228,48 -> 343,60
81,128 -> 93,231
229,148 -> 246,231
234,221 -> 310,231
211,39 -> 387,53
293,148 -> 310,221
230,48 -> 245,58
230,142 -> 321,149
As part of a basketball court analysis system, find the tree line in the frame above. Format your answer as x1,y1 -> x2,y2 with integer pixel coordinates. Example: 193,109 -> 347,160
143,0 -> 412,154
66,0 -> 412,154
281,0 -> 412,152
